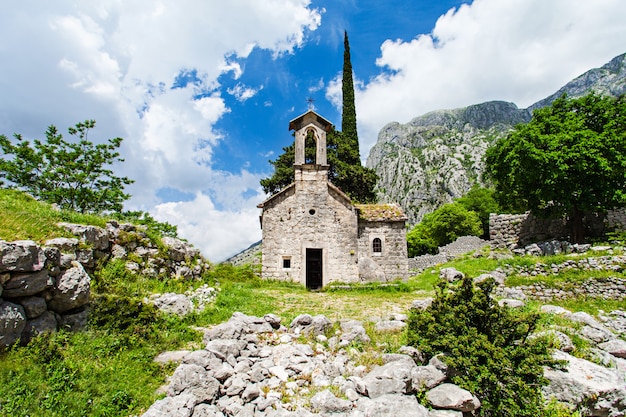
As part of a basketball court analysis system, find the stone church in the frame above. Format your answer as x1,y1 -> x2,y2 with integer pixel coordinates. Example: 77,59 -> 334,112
257,110 -> 408,289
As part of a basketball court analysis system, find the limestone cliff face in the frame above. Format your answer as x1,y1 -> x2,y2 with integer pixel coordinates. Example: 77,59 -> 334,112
367,53 -> 626,226
367,101 -> 530,225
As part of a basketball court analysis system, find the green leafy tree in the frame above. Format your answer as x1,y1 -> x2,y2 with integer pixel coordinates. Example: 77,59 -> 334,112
0,120 -> 133,213
260,32 -> 377,203
456,185 -> 500,239
406,226 -> 438,257
484,93 -> 626,242
407,202 -> 482,256
259,142 -> 297,195
407,275 -> 555,416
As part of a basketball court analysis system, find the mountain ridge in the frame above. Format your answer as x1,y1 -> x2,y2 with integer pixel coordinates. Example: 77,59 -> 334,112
367,52 -> 626,225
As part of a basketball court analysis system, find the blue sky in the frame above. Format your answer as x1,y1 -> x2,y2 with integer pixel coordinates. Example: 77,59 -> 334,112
1,0 -> 625,261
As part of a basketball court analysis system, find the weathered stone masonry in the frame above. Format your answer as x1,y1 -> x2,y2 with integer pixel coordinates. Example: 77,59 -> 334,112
489,208 -> 626,249
1,221 -> 209,348
258,111 -> 408,288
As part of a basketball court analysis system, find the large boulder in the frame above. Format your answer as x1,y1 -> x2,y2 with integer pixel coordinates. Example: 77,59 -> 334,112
203,312 -> 275,342
340,320 -> 371,345
544,350 -> 626,417
205,339 -> 244,360
45,237 -> 79,252
0,300 -> 27,347
48,262 -> 91,313
58,309 -> 90,331
375,320 -> 407,333
310,389 -> 353,413
356,393 -> 429,417
19,296 -> 48,319
426,383 -> 481,412
359,257 -> 386,282
290,314 -> 332,336
167,363 -> 220,404
598,339 -> 626,359
412,365 -> 447,390
2,270 -> 53,298
0,240 -> 45,272
362,358 -> 417,398
439,268 -> 464,283
21,311 -> 57,344
142,392 -> 197,417
152,293 -> 193,316
162,237 -> 200,262
59,223 -> 110,250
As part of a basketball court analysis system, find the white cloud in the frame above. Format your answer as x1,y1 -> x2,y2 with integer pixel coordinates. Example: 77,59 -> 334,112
227,83 -> 264,102
0,0 -> 321,261
153,192 -> 263,262
308,78 -> 325,93
352,0 -> 626,155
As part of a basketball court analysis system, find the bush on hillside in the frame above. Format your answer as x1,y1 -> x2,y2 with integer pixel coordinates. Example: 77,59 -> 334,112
407,275 -> 556,416
456,186 -> 500,239
407,202 -> 482,257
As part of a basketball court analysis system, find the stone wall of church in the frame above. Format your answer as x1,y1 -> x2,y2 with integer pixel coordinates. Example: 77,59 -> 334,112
260,183 -> 359,285
357,221 -> 408,282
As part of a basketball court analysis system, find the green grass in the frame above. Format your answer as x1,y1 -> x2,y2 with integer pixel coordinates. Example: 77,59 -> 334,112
0,189 -> 106,242
505,268 -> 625,288
1,189 -> 624,416
536,296 -> 626,317
0,313 -> 198,417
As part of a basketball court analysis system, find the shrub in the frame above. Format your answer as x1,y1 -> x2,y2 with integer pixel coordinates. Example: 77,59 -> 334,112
456,185 -> 500,239
406,227 -> 438,257
406,275 -> 556,416
407,202 -> 482,256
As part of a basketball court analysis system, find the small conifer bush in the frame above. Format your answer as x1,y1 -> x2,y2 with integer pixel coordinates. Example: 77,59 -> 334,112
407,276 -> 557,417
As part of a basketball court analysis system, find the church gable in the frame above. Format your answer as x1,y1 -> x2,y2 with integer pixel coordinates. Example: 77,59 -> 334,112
259,110 -> 408,287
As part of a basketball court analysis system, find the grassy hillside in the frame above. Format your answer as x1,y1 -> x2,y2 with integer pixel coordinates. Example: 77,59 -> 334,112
1,189 -> 624,416
0,189 -> 107,242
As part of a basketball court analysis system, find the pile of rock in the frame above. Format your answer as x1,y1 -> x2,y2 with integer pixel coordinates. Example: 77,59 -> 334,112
142,310 -> 626,417
541,307 -> 626,417
408,236 -> 489,272
104,221 -> 209,280
1,221 -> 211,348
143,312 -> 480,417
498,277 -> 626,301
501,254 -> 625,276
511,240 -> 604,257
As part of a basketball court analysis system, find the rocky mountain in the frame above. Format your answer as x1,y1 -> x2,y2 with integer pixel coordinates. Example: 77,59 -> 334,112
367,52 -> 626,225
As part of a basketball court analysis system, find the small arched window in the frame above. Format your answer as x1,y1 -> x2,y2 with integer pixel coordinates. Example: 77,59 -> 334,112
372,238 -> 382,253
305,129 -> 317,164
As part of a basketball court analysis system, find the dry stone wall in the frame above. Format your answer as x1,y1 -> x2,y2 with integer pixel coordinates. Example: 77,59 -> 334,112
0,221 -> 209,348
489,209 -> 626,249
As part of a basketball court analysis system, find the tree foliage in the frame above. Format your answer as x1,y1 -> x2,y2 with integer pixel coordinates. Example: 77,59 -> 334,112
484,93 -> 626,242
0,120 -> 133,213
456,185 -> 500,239
407,202 -> 482,257
407,276 -> 555,416
259,142 -> 296,196
341,31 -> 360,166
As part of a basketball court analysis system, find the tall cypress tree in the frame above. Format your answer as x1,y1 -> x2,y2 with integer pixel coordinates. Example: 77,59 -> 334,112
340,31 -> 361,166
